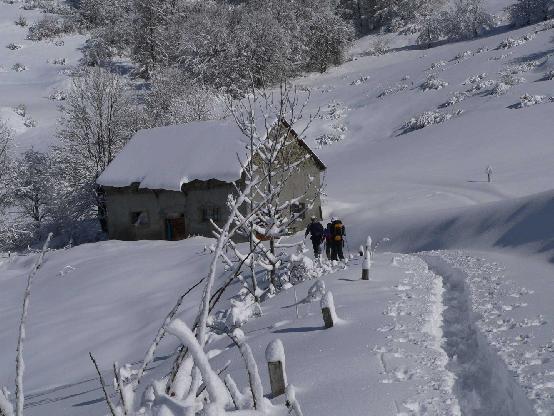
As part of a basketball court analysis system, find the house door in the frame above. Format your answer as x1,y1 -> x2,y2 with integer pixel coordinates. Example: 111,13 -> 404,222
166,216 -> 186,241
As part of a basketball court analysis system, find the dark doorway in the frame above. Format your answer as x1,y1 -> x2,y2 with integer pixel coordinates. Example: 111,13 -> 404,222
166,216 -> 186,241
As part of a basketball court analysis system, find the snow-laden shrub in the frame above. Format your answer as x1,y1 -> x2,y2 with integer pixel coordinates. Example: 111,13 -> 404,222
468,79 -> 496,93
440,91 -> 469,107
497,33 -> 535,49
537,19 -> 554,32
543,70 -> 554,80
319,100 -> 348,120
501,60 -> 541,77
378,83 -> 409,98
463,73 -> 488,85
453,50 -> 473,61
500,73 -> 525,86
15,15 -> 27,27
287,247 -> 320,284
428,60 -> 447,71
49,89 -> 66,101
50,57 -> 66,65
403,109 -> 463,133
220,287 -> 261,330
6,43 -> 21,50
363,36 -> 392,56
420,74 -> 448,91
517,93 -> 547,108
27,15 -> 74,41
14,104 -> 26,117
12,63 -> 27,72
490,82 -> 511,96
24,118 -> 37,128
350,75 -> 370,86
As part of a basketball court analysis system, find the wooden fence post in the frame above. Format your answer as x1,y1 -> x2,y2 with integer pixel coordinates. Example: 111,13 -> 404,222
321,291 -> 337,328
362,235 -> 372,280
266,339 -> 287,396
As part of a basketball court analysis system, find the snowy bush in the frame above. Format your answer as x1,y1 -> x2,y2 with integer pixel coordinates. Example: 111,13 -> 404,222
542,70 -> 554,80
12,63 -> 27,72
453,50 -> 473,61
49,57 -> 66,65
14,15 -> 27,27
14,104 -> 26,117
350,75 -> 370,85
23,118 -> 37,128
377,83 -> 409,98
48,89 -> 66,101
428,60 -> 447,71
420,74 -> 449,91
440,91 -> 469,107
468,79 -> 496,93
490,82 -> 511,96
363,36 -> 392,56
6,43 -> 21,50
499,73 -> 526,86
463,73 -> 488,85
27,15 -> 74,41
403,110 -> 462,133
286,246 -> 320,284
517,93 -> 549,108
497,33 -> 535,49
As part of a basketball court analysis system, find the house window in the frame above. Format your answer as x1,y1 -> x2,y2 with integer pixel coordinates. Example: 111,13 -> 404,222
201,206 -> 221,222
290,202 -> 306,220
131,211 -> 149,227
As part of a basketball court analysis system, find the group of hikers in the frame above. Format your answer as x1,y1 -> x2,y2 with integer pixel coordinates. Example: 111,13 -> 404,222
305,216 -> 346,261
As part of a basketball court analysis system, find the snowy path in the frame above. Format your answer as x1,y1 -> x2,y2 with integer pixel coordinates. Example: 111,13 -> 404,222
423,255 -> 535,416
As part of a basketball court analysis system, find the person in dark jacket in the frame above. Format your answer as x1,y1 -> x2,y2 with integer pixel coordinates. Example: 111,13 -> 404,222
329,217 -> 346,261
305,216 -> 324,258
324,221 -> 333,260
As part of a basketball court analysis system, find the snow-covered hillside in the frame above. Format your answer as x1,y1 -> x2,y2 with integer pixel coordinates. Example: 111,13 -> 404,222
0,2 -> 84,151
3,0 -> 554,415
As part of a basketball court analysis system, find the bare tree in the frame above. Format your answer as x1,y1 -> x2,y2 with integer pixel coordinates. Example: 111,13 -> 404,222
55,67 -> 140,232
226,82 -> 323,289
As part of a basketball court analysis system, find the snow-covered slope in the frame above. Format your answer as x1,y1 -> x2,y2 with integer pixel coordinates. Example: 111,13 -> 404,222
0,2 -> 84,151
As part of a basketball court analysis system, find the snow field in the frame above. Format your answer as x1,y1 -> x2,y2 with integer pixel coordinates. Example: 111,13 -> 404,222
0,241 -> 472,416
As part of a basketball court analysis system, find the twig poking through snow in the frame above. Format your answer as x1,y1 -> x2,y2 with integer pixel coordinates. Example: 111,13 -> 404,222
89,353 -> 118,416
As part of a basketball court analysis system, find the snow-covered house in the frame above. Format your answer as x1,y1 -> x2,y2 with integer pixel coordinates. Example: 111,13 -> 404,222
96,119 -> 326,241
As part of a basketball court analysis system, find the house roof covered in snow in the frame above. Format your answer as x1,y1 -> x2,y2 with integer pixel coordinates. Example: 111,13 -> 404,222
96,119 -> 325,192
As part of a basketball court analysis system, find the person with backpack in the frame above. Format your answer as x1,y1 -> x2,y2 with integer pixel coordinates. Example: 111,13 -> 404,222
305,216 -> 325,258
330,217 -> 346,261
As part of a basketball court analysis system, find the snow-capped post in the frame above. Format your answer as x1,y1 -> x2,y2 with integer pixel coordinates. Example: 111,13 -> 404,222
265,339 -> 287,397
321,290 -> 338,328
362,235 -> 372,280
486,165 -> 493,183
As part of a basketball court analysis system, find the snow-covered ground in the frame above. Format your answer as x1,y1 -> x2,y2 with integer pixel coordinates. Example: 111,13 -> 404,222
0,1 -> 84,151
3,0 -> 554,414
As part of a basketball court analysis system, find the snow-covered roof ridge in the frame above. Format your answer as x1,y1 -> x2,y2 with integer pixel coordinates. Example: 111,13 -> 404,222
97,119 -> 325,192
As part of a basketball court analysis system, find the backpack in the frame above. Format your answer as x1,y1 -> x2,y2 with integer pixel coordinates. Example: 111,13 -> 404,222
332,221 -> 344,241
